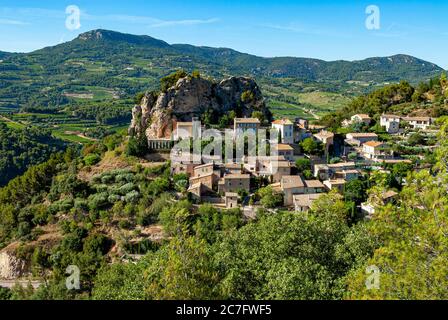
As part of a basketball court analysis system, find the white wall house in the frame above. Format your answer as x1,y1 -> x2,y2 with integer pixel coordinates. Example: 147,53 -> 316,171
403,117 -> 432,130
380,115 -> 401,133
346,133 -> 378,144
362,141 -> 385,160
351,114 -> 371,125
272,118 -> 294,144
234,118 -> 261,137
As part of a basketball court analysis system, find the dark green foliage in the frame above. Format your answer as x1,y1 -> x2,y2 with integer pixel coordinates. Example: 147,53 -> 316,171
194,204 -> 244,243
407,132 -> 426,146
258,186 -> 283,208
84,154 -> 101,166
0,124 -> 66,186
295,158 -> 311,173
160,70 -> 188,92
344,179 -> 368,205
300,138 -> 323,155
213,209 -> 375,299
0,286 -> 12,300
125,136 -> 147,156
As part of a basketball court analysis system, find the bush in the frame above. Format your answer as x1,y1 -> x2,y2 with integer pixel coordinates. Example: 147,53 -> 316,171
100,174 -> 114,184
295,158 -> 311,173
117,182 -> 137,195
83,233 -> 112,256
258,186 -> 283,208
125,136 -> 147,157
124,191 -> 140,204
84,154 -> 101,166
88,192 -> 110,210
108,194 -> 121,204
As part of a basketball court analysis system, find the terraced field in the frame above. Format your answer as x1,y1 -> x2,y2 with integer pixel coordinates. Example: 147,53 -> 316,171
0,111 -> 128,144
265,90 -> 351,121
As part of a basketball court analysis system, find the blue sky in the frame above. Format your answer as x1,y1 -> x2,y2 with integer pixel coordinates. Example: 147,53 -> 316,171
0,0 -> 447,68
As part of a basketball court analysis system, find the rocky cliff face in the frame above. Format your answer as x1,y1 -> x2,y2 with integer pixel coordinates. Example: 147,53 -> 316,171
129,76 -> 270,139
0,248 -> 29,279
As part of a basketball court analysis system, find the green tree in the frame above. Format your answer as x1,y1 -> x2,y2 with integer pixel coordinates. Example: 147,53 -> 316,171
214,206 -> 374,299
241,90 -> 255,103
125,136 -> 147,157
173,173 -> 189,192
251,111 -> 264,123
407,132 -> 425,146
295,158 -> 311,173
300,138 -> 323,155
145,233 -> 221,299
344,179 -> 367,205
258,186 -> 283,208
92,262 -> 147,300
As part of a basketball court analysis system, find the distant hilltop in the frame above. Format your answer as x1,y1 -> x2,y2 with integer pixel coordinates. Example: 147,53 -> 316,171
25,29 -> 447,83
70,29 -> 445,83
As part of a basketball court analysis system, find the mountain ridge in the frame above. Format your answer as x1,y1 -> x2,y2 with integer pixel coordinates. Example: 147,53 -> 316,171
3,28 -> 444,81
72,29 -> 444,70
0,29 -> 446,111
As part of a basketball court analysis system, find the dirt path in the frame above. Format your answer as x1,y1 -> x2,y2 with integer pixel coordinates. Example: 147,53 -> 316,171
0,115 -> 24,127
305,108 -> 321,120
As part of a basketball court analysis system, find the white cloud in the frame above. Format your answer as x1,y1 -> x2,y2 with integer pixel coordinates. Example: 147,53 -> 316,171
149,18 -> 220,28
85,13 -> 220,28
0,7 -> 219,29
0,18 -> 29,25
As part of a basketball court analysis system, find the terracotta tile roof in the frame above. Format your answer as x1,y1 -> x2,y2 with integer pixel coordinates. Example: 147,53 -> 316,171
314,130 -> 334,139
381,114 -> 401,119
382,190 -> 398,199
234,118 -> 261,124
353,114 -> 371,119
328,162 -> 356,168
281,175 -> 305,189
403,116 -> 431,122
325,179 -> 347,185
293,193 -> 323,207
363,141 -> 384,148
304,180 -> 325,188
347,132 -> 378,138
272,118 -> 293,125
222,173 -> 251,179
276,144 -> 294,151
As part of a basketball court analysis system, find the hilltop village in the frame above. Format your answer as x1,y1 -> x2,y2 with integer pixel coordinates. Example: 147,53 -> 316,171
156,111 -> 436,219
126,72 -> 443,221
0,70 -> 447,300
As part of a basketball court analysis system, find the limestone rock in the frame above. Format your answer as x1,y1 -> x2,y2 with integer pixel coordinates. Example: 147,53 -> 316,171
0,248 -> 29,279
129,76 -> 270,140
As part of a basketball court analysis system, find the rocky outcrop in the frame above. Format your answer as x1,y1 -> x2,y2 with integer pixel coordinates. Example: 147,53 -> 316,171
0,248 -> 29,279
129,76 -> 270,139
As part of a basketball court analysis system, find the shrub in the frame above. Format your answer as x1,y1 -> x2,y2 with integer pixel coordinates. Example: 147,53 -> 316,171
84,154 -> 101,166
125,191 -> 140,204
88,192 -> 110,210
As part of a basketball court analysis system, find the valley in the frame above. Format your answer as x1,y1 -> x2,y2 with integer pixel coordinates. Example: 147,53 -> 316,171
0,28 -> 448,302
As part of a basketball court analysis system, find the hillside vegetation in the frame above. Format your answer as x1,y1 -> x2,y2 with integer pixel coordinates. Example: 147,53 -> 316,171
319,73 -> 448,129
1,119 -> 448,299
0,29 -> 444,113
0,123 -> 66,186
